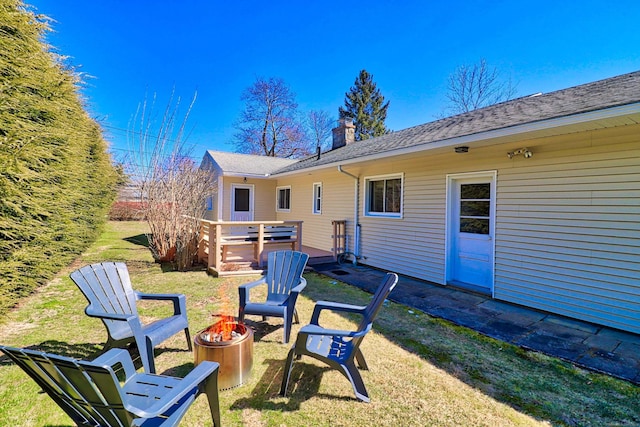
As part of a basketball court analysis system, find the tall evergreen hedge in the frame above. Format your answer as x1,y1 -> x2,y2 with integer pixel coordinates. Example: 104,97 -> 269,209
0,0 -> 118,315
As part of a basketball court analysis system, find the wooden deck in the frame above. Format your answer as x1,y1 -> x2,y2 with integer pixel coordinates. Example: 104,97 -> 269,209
198,219 -> 337,276
207,244 -> 333,276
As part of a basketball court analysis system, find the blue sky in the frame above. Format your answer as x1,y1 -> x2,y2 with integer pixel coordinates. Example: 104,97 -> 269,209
28,0 -> 640,163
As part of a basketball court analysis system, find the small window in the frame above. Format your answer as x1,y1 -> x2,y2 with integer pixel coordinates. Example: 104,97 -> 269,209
234,188 -> 250,212
365,174 -> 403,218
276,186 -> 291,212
312,182 -> 322,214
459,183 -> 490,234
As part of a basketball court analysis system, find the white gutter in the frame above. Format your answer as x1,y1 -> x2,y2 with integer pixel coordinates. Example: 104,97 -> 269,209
273,103 -> 640,177
338,165 -> 360,263
223,172 -> 271,179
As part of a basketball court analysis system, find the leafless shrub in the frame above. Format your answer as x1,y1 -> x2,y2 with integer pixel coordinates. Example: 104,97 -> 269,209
127,90 -> 215,270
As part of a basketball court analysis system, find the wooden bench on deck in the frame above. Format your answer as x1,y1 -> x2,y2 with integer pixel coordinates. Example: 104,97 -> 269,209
198,221 -> 303,274
220,225 -> 298,264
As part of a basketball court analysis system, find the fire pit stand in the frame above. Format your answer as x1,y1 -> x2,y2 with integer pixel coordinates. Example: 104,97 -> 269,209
194,320 -> 253,390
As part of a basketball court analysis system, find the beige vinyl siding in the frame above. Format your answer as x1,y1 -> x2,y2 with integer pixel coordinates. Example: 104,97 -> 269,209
495,125 -> 640,333
221,178 -> 277,221
270,123 -> 639,333
358,158 -> 448,284
276,171 -> 354,253
330,124 -> 638,333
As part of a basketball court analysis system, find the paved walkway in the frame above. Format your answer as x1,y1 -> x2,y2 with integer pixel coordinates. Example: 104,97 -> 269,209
312,262 -> 640,385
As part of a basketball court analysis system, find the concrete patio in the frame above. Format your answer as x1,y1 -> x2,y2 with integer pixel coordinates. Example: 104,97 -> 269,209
312,262 -> 640,385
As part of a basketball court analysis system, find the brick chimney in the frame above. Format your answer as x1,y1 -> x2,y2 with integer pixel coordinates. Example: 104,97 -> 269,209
331,118 -> 355,150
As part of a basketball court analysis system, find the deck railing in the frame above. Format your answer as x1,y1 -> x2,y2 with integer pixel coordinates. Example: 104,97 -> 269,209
198,220 -> 303,276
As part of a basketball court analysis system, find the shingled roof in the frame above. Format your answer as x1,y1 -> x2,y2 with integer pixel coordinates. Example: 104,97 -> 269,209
205,150 -> 298,176
273,70 -> 640,174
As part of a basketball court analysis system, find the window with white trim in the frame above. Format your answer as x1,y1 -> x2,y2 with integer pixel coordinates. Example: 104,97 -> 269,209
364,174 -> 403,217
276,186 -> 291,212
312,182 -> 322,214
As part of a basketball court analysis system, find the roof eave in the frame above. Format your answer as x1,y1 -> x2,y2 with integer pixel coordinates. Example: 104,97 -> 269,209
222,172 -> 272,178
272,102 -> 640,177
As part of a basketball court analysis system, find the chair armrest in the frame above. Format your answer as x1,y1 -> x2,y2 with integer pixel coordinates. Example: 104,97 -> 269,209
291,277 -> 307,294
238,277 -> 266,291
310,300 -> 367,325
84,308 -> 144,338
92,348 -> 137,380
125,361 -> 220,418
239,277 -> 266,306
136,292 -> 187,316
298,323 -> 371,339
84,307 -> 138,322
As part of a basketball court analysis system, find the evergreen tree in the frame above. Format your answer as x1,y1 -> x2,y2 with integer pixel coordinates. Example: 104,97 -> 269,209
0,0 -> 117,314
338,69 -> 390,141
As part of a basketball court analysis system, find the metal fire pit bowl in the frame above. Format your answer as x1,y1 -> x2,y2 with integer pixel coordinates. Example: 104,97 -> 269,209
194,321 -> 253,390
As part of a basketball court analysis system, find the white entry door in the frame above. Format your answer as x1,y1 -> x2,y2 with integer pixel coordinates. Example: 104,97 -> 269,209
446,172 -> 496,295
231,184 -> 254,221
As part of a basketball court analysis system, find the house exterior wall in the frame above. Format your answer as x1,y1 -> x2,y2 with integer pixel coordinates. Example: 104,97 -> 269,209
274,170 -> 355,253
220,177 -> 278,221
494,125 -> 640,333
275,123 -> 640,334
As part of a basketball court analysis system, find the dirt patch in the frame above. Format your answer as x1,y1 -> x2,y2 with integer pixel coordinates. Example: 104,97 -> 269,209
0,321 -> 37,342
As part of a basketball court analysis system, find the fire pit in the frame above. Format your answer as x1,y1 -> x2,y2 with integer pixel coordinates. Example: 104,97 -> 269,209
194,318 -> 253,390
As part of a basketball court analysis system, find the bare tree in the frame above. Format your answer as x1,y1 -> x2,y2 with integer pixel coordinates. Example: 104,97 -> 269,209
128,90 -> 215,270
306,110 -> 334,152
444,59 -> 516,115
234,77 -> 313,158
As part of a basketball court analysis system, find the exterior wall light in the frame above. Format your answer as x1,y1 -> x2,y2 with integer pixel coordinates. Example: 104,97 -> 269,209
507,148 -> 533,159
454,146 -> 469,153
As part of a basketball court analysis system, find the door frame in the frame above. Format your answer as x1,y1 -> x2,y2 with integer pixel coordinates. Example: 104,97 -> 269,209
444,170 -> 497,297
230,183 -> 255,221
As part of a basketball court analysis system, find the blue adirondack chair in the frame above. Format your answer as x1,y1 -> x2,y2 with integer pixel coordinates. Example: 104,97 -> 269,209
238,250 -> 309,344
70,262 -> 192,373
280,272 -> 399,403
0,345 -> 221,427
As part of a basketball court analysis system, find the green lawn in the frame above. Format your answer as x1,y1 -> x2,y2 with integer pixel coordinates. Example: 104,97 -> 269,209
0,221 -> 638,426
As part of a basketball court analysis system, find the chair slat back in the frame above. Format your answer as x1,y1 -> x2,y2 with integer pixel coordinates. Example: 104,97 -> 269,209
70,262 -> 138,337
264,251 -> 309,304
358,273 -> 399,332
78,363 -> 132,424
0,346 -> 129,427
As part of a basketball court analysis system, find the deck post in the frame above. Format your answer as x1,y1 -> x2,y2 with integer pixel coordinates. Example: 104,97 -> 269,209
295,221 -> 302,252
214,223 -> 222,272
207,223 -> 214,270
198,222 -> 206,263
257,224 -> 265,267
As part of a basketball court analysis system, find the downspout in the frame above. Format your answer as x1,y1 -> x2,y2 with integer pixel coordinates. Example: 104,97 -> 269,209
338,165 -> 360,264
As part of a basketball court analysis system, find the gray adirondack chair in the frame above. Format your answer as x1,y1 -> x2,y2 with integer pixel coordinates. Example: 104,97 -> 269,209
238,250 -> 309,343
0,345 -> 221,427
70,262 -> 192,373
280,272 -> 399,403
